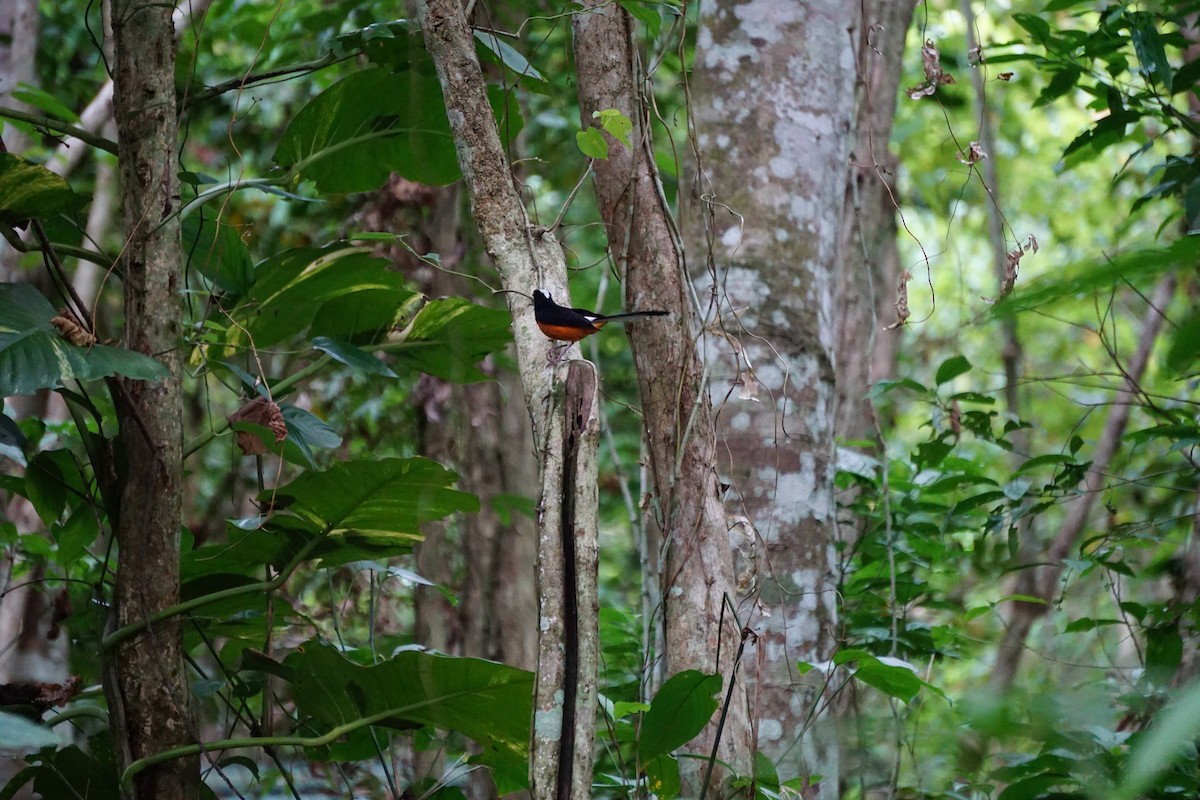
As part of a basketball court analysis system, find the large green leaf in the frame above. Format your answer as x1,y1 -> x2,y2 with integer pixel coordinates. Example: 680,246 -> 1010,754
228,402 -> 343,469
184,458 -> 476,582
474,30 -> 545,83
637,670 -> 721,764
272,456 -> 478,537
312,336 -> 397,378
285,642 -> 533,792
0,154 -> 88,224
274,68 -> 459,192
392,297 -> 513,382
216,245 -> 415,355
832,649 -> 943,703
0,283 -> 170,396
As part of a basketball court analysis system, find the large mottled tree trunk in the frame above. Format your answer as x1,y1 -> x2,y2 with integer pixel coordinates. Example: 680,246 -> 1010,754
106,2 -> 196,798
572,4 -> 753,795
688,1 -> 875,796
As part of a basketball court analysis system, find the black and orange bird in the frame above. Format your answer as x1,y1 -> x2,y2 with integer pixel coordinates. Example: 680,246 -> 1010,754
533,289 -> 667,346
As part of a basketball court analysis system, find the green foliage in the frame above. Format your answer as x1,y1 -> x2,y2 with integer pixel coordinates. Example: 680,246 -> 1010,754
274,68 -> 460,191
1,2 -> 524,794
594,669 -> 723,799
840,346 -> 1200,798
0,154 -> 88,224
284,643 -> 534,792
0,283 -> 170,395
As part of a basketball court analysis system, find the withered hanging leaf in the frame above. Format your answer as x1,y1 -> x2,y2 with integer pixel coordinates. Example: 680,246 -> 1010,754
984,234 -> 1039,304
959,141 -> 988,165
885,270 -> 913,330
228,396 -> 287,455
907,39 -> 956,99
50,309 -> 96,347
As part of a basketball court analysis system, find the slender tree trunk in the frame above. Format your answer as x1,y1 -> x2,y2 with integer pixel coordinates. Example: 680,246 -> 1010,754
990,276 -> 1177,693
106,2 -> 195,798
418,0 -> 600,795
0,0 -> 39,198
572,4 -> 754,795
836,0 -> 915,443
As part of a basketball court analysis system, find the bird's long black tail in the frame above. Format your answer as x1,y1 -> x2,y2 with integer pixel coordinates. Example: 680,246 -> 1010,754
596,310 -> 668,323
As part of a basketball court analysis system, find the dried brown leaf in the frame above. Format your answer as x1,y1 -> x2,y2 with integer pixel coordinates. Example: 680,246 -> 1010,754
885,270 -> 913,330
907,39 -> 957,99
959,141 -> 988,165
228,396 -> 287,455
50,309 -> 97,347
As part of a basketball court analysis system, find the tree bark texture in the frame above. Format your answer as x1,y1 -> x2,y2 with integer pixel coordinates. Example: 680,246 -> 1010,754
107,1 -> 196,799
418,0 -> 599,795
572,3 -> 754,793
835,0 -> 915,444
0,0 -> 39,179
688,1 -> 866,795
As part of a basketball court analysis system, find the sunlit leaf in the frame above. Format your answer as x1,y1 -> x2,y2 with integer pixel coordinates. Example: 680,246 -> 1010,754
935,355 -> 972,385
576,127 -> 608,159
0,154 -> 88,224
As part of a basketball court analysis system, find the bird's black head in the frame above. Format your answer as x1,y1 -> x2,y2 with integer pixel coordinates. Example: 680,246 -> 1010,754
533,290 -> 553,309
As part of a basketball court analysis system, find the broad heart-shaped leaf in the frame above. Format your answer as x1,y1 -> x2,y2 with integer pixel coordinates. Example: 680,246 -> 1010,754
392,297 -> 513,382
216,245 -> 415,356
271,456 -> 479,538
0,154 -> 88,224
638,670 -> 721,764
0,283 -> 169,396
274,67 -> 459,192
285,642 -> 533,792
